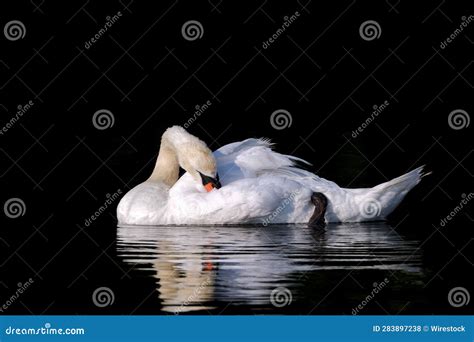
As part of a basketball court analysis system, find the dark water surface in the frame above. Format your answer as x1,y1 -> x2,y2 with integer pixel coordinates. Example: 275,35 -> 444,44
117,223 -> 429,314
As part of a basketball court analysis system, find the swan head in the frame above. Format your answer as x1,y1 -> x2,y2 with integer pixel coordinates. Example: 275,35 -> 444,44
179,143 -> 221,192
162,126 -> 221,191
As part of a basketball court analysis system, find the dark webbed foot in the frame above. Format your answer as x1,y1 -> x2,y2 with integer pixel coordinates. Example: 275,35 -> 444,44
308,192 -> 328,228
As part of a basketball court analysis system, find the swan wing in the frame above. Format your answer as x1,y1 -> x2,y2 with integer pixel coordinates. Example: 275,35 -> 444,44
214,138 -> 272,156
215,138 -> 310,179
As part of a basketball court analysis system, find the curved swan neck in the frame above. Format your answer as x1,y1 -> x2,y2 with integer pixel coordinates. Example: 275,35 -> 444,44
148,126 -> 214,186
148,136 -> 179,186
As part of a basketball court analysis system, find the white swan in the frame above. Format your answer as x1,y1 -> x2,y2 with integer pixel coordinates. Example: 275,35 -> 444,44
117,126 -> 428,225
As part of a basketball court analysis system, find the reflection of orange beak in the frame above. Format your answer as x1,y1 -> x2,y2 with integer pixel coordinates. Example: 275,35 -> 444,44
204,183 -> 215,192
203,262 -> 214,271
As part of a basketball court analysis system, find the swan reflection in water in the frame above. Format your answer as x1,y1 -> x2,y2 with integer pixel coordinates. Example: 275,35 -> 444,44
117,223 -> 423,313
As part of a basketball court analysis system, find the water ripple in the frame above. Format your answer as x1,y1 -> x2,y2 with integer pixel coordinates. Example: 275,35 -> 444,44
117,222 -> 423,313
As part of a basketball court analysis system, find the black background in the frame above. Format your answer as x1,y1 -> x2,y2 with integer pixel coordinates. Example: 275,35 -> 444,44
1,0 -> 472,314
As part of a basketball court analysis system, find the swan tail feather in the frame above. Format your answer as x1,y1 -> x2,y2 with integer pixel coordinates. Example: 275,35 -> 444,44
346,165 -> 429,221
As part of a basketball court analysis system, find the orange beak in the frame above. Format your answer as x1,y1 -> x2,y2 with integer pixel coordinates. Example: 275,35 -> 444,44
204,182 -> 215,192
200,172 -> 221,192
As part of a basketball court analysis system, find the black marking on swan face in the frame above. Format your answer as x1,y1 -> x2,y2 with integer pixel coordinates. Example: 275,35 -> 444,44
198,171 -> 222,189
